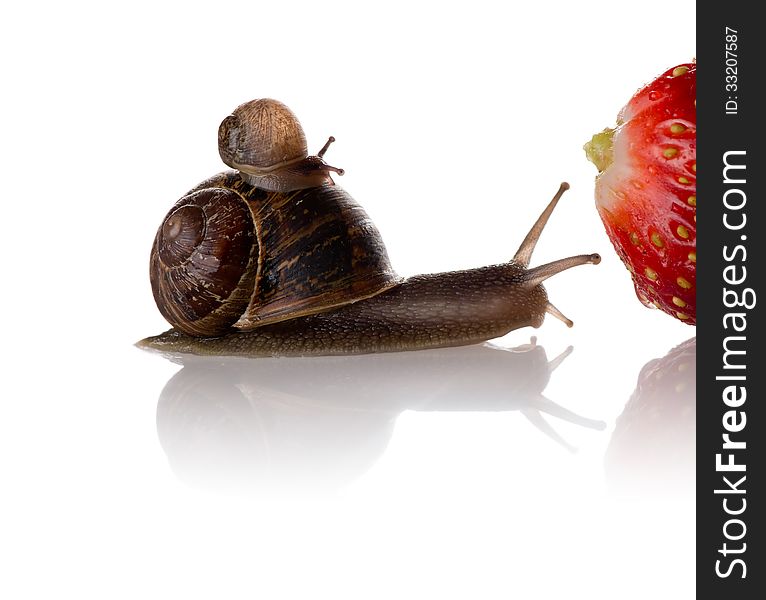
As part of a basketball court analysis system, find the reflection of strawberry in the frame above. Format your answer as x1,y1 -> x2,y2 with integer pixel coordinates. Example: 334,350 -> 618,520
605,337 -> 696,496
585,62 -> 696,324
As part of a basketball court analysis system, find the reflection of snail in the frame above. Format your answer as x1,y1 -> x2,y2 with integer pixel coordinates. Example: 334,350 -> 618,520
140,98 -> 600,356
605,337 -> 696,496
155,341 -> 606,493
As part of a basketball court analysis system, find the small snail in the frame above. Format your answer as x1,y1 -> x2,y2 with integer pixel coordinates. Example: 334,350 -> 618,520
217,98 -> 345,192
140,98 -> 600,357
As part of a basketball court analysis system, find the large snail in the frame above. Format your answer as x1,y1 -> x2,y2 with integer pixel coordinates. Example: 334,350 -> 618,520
139,98 -> 600,357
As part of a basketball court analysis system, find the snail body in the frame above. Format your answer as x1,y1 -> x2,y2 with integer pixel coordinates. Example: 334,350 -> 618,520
141,99 -> 600,357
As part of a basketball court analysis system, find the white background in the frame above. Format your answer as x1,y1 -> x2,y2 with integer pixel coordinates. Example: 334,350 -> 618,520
2,1 -> 696,598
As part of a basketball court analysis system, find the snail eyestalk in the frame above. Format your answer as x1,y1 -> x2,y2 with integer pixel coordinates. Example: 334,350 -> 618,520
317,136 -> 336,158
316,136 -> 345,177
545,303 -> 574,328
523,253 -> 601,289
323,163 -> 345,176
513,182 -> 571,267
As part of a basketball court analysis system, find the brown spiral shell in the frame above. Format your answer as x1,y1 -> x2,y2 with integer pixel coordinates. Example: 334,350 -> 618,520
150,172 -> 400,337
150,187 -> 259,336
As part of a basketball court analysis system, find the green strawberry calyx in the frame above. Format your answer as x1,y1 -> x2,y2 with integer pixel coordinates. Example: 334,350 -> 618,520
584,127 -> 615,173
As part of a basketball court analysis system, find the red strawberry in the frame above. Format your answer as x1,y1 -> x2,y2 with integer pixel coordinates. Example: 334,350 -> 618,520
585,62 -> 696,324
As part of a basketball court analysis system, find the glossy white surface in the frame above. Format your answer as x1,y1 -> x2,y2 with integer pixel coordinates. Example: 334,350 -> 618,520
2,1 -> 695,598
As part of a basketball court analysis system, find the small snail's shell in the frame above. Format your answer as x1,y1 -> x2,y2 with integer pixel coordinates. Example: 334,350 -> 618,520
218,99 -> 308,173
150,172 -> 400,336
